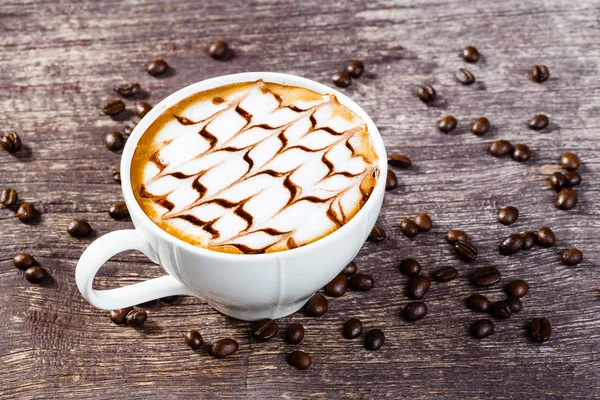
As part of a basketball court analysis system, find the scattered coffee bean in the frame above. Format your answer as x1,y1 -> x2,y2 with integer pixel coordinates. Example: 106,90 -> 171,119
488,140 -> 513,157
368,226 -> 386,242
365,329 -> 385,350
521,231 -> 537,250
1,188 -> 18,207
306,294 -> 328,316
446,229 -> 468,244
343,318 -> 363,339
109,201 -> 129,219
403,301 -> 428,322
67,219 -> 92,238
556,188 -> 578,210
529,114 -> 549,131
549,172 -> 566,191
343,261 -> 357,276
115,83 -> 141,97
332,71 -> 352,88
24,266 -> 49,284
102,99 -> 125,115
455,68 -> 475,85
113,167 -> 121,184
505,296 -> 522,313
455,241 -> 478,262
252,319 -> 278,341
560,152 -> 580,171
286,323 -> 305,344
530,65 -> 550,83
470,117 -> 490,136
109,307 -> 134,325
406,275 -> 430,300
490,301 -> 511,319
287,350 -> 311,369
134,101 -> 152,118
399,258 -> 421,277
439,116 -> 458,133
432,266 -> 458,282
346,60 -> 365,78
349,273 -> 374,292
104,131 -> 124,151
126,309 -> 147,327
466,293 -> 490,312
564,171 -> 581,187
211,338 -> 239,358
472,266 -> 501,287
471,319 -> 494,339
416,85 -> 436,103
506,279 -> 528,298
499,233 -> 524,256
512,144 -> 531,162
124,120 -> 138,135
414,213 -> 432,232
388,154 -> 412,169
530,318 -> 551,342
184,329 -> 203,350
208,40 -> 229,60
498,206 -> 519,226
16,202 -> 39,223
13,253 -> 35,271
461,45 -> 480,63
324,272 -> 347,297
386,169 -> 398,191
400,218 -> 419,238
537,227 -> 556,247
562,248 -> 583,266
147,58 -> 168,76
0,132 -> 22,152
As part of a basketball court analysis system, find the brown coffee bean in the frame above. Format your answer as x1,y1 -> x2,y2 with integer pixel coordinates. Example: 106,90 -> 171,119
343,261 -> 357,276
1,188 -> 18,207
506,279 -> 529,298
343,318 -> 363,339
439,116 -> 457,133
13,253 -> 36,271
184,329 -> 203,350
287,350 -> 311,369
306,294 -> 328,316
512,144 -> 531,162
346,60 -> 365,78
403,301 -> 428,322
109,307 -> 134,325
446,229 -> 468,244
414,213 -> 432,232
109,201 -> 129,219
416,85 -> 436,103
349,273 -> 374,292
537,227 -> 556,247
455,68 -> 475,85
406,275 -> 430,300
208,40 -> 229,60
455,241 -> 478,262
211,338 -> 239,358
126,309 -> 147,327
530,318 -> 551,342
252,319 -> 278,341
124,120 -> 138,135
556,188 -> 578,210
499,233 -> 524,256
368,226 -> 386,242
470,117 -> 490,136
521,231 -> 537,250
529,114 -> 549,131
388,154 -> 412,168
530,65 -> 550,83
324,273 -> 347,297
472,266 -> 501,287
505,296 -> 522,313
286,323 -> 305,344
466,293 -> 490,312
549,172 -> 566,191
490,301 -> 511,319
386,169 -> 398,191
112,167 -> 121,184
564,171 -> 581,187
135,101 -> 152,118
365,329 -> 385,350
562,248 -> 583,266
115,83 -> 141,97
399,258 -> 421,277
332,71 -> 352,88
24,266 -> 49,283
104,131 -> 124,151
471,319 -> 494,339
498,206 -> 519,225
102,99 -> 125,115
461,45 -> 480,63
0,132 -> 22,152
432,266 -> 458,282
147,58 -> 168,76
560,152 -> 580,171
400,218 -> 419,238
67,219 -> 92,238
16,202 -> 39,223
489,140 -> 513,157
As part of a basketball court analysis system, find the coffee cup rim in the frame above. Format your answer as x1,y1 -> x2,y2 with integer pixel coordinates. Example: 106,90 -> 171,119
121,72 -> 388,259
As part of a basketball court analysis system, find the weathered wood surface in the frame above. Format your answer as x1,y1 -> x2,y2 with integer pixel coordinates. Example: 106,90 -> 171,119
1,0 -> 599,398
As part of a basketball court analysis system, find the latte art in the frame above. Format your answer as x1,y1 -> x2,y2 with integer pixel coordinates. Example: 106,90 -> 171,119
131,80 -> 379,254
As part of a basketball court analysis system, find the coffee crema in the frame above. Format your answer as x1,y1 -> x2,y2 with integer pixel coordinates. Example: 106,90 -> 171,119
131,80 -> 379,254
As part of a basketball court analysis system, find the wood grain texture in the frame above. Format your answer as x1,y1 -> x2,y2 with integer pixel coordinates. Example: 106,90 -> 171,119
1,0 -> 599,398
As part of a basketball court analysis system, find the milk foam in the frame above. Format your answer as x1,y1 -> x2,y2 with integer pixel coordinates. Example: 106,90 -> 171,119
131,80 -> 379,254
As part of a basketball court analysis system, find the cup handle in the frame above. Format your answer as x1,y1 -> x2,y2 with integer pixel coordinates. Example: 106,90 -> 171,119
76,229 -> 194,310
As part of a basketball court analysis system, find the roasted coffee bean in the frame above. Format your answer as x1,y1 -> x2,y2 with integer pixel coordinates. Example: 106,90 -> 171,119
512,144 -> 531,162
112,167 -> 121,184
184,329 -> 203,350
470,117 -> 490,136
489,140 -> 513,157
521,231 -> 537,250
446,229 -> 468,244
506,279 -> 528,298
549,172 -> 567,191
109,201 -> 129,219
455,68 -> 475,85
416,85 -> 436,103
455,241 -> 478,262
287,350 -> 311,369
124,120 -> 138,135
530,65 -> 550,83
556,188 -> 578,210
102,99 -> 125,115
499,233 -> 524,256
537,227 -> 556,247
346,60 -> 364,78
414,213 -> 432,232
490,301 -> 511,319
505,296 -> 522,313
529,114 -> 549,131
134,101 -> 152,118
368,226 -> 386,242
349,273 -> 374,292
403,301 -> 428,322
343,261 -> 357,276
400,218 -> 419,238
306,294 -> 328,316
147,58 -> 168,76
466,293 -> 490,312
1,188 -> 18,207
324,273 -> 347,297
286,323 -> 305,344
472,266 -> 501,287
388,154 -> 412,168
498,206 -> 519,226
208,39 -> 229,60
439,116 -> 457,134
365,329 -> 385,350
13,253 -> 35,271
24,266 -> 49,283
16,202 -> 39,223
343,318 -> 363,339
332,71 -> 351,88
67,219 -> 92,238
406,275 -> 430,300
115,83 -> 141,97
386,169 -> 398,191
399,258 -> 421,277
560,152 -> 580,171
432,266 -> 458,282
471,319 -> 494,339
211,338 -> 239,358
104,131 -> 124,151
461,45 -> 480,63
0,132 -> 22,152
530,318 -> 551,342
126,309 -> 147,327
109,307 -> 134,325
564,171 -> 581,187
252,319 -> 278,340
562,248 -> 583,266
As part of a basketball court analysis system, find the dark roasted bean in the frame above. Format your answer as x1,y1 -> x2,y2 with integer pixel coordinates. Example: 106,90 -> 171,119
252,319 -> 278,341
529,114 -> 549,131
126,309 -> 147,327
109,307 -> 134,325
455,68 -> 475,85
530,65 -> 550,83
147,58 -> 168,76
184,329 -> 203,350
490,301 -> 511,319
306,294 -> 328,316
406,275 -> 430,300
67,219 -> 92,238
115,83 -> 141,97
386,169 -> 398,191
498,206 -> 519,225
564,171 -> 581,187
400,218 -> 419,238
287,350 -> 311,369
0,132 -> 22,152
556,188 -> 578,210
286,323 -> 305,344
461,46 -> 480,63
104,131 -> 124,151
16,202 -> 39,223
403,301 -> 428,322
466,293 -> 490,312
537,227 -> 556,247
506,279 -> 529,298
489,140 -> 513,157
124,120 -> 138,135
439,116 -> 458,133
349,273 -> 374,292
471,319 -> 494,339
560,152 -> 580,171
365,329 -> 385,350
134,101 -> 152,118
103,99 -> 125,115
368,226 -> 386,242
388,154 -> 412,169
113,167 -> 121,184
332,71 -> 351,88
399,259 -> 421,277
208,40 -> 229,60
13,253 -> 36,271
1,188 -> 18,207
530,318 -> 551,342
416,85 -> 436,103
432,266 -> 458,282
343,318 -> 363,339
346,60 -> 364,78
343,261 -> 357,276
512,144 -> 531,161
446,229 -> 468,244
24,266 -> 49,283
505,296 -> 522,313
472,266 -> 501,287
109,201 -> 129,219
470,117 -> 490,136
414,213 -> 432,232
455,241 -> 478,262
211,338 -> 239,358
562,248 -> 583,266
521,232 -> 537,250
499,233 -> 524,256
549,172 -> 567,191
324,272 -> 347,297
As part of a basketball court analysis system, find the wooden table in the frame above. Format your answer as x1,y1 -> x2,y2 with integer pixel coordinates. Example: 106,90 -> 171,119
1,0 -> 599,398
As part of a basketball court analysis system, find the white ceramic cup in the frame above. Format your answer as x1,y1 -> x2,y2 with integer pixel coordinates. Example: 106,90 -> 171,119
75,72 -> 387,321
